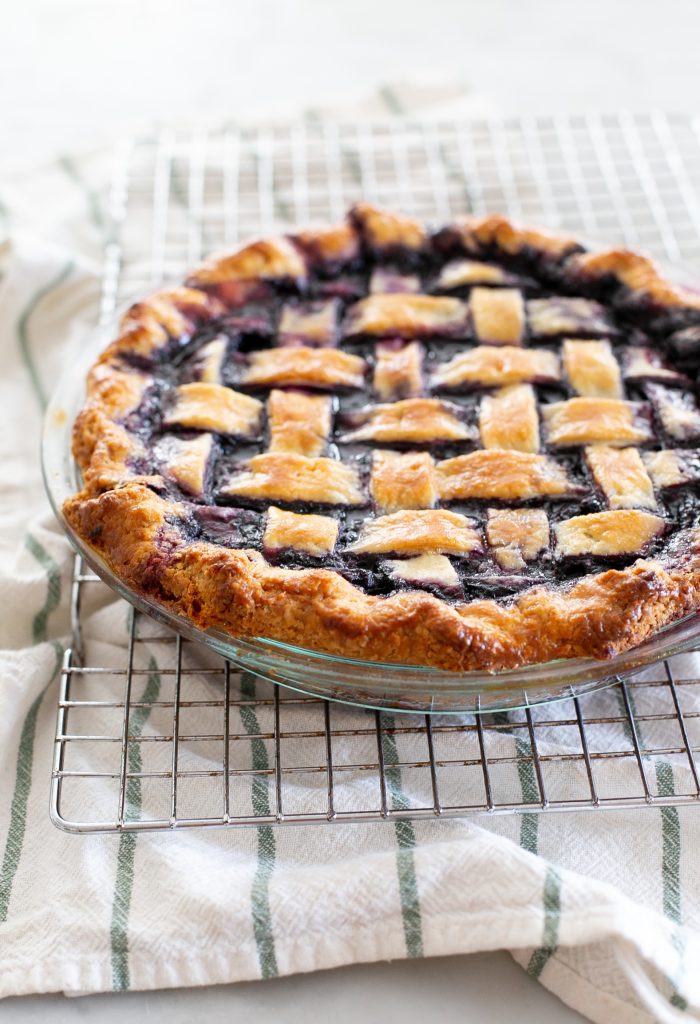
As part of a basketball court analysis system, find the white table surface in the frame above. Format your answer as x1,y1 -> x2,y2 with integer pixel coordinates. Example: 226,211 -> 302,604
3,953 -> 588,1023
3,2 -> 699,1020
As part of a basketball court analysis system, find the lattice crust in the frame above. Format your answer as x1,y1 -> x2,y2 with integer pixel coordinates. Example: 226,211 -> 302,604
369,268 -> 421,294
66,204 -> 700,672
562,340 -> 623,399
373,341 -> 424,400
343,294 -> 469,340
370,451 -> 438,513
434,258 -> 513,291
220,453 -> 365,506
382,554 -> 462,596
162,383 -> 263,437
469,287 -> 525,345
643,449 -> 700,490
154,433 -> 214,497
189,336 -> 228,383
554,510 -> 666,559
586,446 -> 657,510
542,398 -> 653,447
242,346 -> 366,390
266,389 -> 332,457
526,297 -> 616,338
263,506 -> 339,556
486,509 -> 550,570
435,450 -> 581,501
431,346 -> 560,390
345,509 -> 483,556
647,385 -> 700,441
479,385 -> 539,453
339,398 -> 475,444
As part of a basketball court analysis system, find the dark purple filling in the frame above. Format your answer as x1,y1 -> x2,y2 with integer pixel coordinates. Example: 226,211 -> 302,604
189,505 -> 264,548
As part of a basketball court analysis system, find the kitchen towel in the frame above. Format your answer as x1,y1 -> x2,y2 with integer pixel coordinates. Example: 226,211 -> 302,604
2,86 -> 700,1024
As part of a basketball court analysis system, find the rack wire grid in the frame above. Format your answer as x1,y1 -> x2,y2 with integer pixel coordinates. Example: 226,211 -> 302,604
53,113 -> 700,832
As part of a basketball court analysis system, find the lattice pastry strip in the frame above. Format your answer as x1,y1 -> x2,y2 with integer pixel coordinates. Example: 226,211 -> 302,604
242,346 -> 366,390
162,383 -> 263,437
643,449 -> 700,490
469,287 -> 525,345
343,294 -> 469,341
431,346 -> 560,391
527,297 -> 617,338
373,341 -> 424,400
369,268 -> 421,294
370,451 -> 438,514
220,453 -> 365,506
479,384 -> 539,453
339,398 -> 475,445
266,389 -> 333,457
345,509 -> 483,556
382,554 -> 462,597
189,336 -> 228,383
155,433 -> 214,497
542,398 -> 653,447
436,450 -> 583,502
262,506 -> 339,556
586,446 -> 657,510
562,340 -> 623,399
647,385 -> 700,441
434,258 -> 516,291
554,510 -> 666,559
486,508 -> 550,570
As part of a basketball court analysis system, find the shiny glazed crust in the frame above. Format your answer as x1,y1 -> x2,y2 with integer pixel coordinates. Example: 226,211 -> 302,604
64,208 -> 700,671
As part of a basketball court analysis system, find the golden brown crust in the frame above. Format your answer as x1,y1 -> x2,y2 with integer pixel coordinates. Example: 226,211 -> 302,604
569,248 -> 700,310
267,389 -> 332,457
291,223 -> 360,269
350,202 -> 427,255
339,398 -> 472,444
344,294 -> 468,340
62,483 -> 700,671
65,209 -> 700,671
470,287 -> 525,345
436,214 -> 581,262
187,237 -> 306,287
242,346 -> 366,390
479,385 -> 539,453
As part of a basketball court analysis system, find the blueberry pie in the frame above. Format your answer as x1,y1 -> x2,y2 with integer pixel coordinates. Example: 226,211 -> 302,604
64,204 -> 700,670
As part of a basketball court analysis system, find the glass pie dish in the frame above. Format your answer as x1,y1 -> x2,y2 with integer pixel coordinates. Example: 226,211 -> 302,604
43,300 -> 700,716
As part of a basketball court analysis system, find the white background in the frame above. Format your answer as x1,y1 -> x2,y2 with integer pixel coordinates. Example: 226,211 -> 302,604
2,2 -> 698,1020
4,0 -> 700,168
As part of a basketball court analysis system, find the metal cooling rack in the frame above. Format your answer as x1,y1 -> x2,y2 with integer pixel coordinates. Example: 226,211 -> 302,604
52,113 -> 700,832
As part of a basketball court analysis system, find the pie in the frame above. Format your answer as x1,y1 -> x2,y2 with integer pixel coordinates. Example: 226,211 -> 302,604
64,204 -> 700,671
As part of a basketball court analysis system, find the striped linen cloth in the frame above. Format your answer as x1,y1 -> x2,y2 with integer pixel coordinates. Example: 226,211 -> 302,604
3,109 -> 700,1024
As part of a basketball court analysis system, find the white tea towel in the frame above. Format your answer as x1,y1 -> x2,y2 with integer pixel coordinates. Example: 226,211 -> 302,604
2,89 -> 700,1024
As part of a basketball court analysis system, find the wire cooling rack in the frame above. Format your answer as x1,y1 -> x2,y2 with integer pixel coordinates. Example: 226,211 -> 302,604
52,113 -> 700,832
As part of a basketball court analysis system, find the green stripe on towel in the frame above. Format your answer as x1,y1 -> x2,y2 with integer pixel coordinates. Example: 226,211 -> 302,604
381,715 -> 424,958
240,673 -> 279,979
492,711 -> 561,976
0,533 -> 65,921
110,656 -> 162,991
0,641 -> 63,923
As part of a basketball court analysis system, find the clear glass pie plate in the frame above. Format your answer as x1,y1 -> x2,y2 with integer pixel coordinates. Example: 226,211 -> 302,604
42,318 -> 700,714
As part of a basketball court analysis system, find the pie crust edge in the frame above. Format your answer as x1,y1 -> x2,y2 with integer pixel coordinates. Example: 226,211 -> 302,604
64,210 -> 700,672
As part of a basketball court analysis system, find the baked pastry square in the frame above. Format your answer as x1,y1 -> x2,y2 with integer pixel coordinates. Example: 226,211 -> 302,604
65,204 -> 700,671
